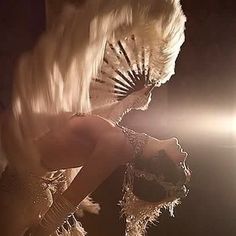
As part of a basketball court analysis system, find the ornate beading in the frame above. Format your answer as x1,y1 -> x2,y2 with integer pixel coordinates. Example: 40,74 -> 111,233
118,125 -> 149,159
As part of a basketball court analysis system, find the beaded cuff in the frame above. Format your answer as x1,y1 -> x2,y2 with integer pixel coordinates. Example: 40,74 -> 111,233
39,195 -> 78,234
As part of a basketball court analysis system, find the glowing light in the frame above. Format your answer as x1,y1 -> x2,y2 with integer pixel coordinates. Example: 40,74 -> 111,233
233,116 -> 236,133
155,107 -> 236,144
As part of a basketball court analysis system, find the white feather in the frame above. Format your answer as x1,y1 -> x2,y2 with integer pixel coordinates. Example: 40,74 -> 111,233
11,0 -> 186,139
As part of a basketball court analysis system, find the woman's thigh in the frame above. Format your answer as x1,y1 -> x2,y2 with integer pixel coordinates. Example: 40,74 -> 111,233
35,114 -> 116,171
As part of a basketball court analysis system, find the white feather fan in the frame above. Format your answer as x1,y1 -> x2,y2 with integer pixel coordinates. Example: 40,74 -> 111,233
12,0 -> 186,137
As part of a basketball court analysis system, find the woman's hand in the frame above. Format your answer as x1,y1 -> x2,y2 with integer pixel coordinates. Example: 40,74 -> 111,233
128,87 -> 152,110
143,137 -> 187,165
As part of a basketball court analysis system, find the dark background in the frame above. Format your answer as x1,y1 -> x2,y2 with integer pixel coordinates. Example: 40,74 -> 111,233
0,0 -> 236,235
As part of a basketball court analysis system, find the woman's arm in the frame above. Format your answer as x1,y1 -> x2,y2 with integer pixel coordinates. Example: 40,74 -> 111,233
92,87 -> 152,123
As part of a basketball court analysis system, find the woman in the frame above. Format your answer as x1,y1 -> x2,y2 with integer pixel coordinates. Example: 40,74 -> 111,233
0,0 -> 188,235
1,110 -> 187,236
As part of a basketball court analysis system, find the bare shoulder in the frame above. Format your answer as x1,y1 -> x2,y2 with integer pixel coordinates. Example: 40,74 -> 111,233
67,114 -> 118,140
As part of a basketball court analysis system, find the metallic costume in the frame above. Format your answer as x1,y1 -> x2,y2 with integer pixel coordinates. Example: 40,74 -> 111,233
119,126 -> 190,236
